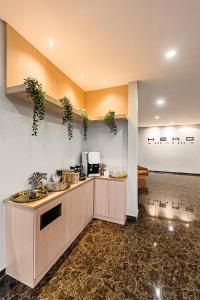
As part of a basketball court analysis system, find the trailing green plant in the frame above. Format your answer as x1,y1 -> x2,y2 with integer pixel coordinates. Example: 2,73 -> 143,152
80,108 -> 89,140
60,96 -> 73,140
24,77 -> 46,136
104,110 -> 117,135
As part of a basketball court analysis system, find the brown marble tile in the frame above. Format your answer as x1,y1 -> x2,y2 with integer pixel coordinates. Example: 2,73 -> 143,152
139,172 -> 200,221
1,186 -> 200,300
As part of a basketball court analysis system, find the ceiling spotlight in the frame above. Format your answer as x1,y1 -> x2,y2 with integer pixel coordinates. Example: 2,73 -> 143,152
155,116 -> 160,120
165,49 -> 177,59
48,39 -> 55,47
104,80 -> 108,84
80,74 -> 84,79
156,98 -> 165,106
153,242 -> 157,247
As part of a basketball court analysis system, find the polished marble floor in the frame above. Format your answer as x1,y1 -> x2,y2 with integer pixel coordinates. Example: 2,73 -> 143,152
1,210 -> 200,300
139,172 -> 200,221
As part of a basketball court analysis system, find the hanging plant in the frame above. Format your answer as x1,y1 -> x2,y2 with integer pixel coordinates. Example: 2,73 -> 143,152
60,96 -> 73,140
80,108 -> 89,140
104,110 -> 117,135
24,77 -> 46,136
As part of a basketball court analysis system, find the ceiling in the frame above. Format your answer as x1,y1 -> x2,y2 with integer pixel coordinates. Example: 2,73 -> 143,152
0,0 -> 200,126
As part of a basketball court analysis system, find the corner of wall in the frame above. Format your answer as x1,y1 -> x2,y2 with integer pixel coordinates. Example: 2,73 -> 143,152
127,81 -> 138,217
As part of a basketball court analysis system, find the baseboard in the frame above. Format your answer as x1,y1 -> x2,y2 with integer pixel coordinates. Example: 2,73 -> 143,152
126,208 -> 139,219
150,170 -> 200,176
93,214 -> 126,225
0,268 -> 5,279
126,215 -> 137,223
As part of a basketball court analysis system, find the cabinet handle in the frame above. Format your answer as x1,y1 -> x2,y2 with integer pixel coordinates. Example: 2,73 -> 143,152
40,203 -> 62,230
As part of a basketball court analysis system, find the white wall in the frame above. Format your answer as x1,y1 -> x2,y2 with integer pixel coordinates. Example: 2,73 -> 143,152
139,125 -> 200,174
83,121 -> 128,171
127,81 -> 138,217
0,20 -> 83,271
0,20 -> 138,271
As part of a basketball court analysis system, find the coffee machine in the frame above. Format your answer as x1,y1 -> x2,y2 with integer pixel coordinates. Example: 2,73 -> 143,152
81,152 -> 100,177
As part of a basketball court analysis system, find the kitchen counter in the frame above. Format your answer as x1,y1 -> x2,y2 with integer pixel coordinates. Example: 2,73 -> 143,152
7,177 -> 93,211
7,176 -> 127,211
6,175 -> 127,288
96,176 -> 127,181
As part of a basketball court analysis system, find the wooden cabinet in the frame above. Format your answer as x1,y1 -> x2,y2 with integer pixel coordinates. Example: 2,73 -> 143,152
109,180 -> 126,222
34,196 -> 65,279
64,181 -> 93,245
66,189 -> 82,242
94,179 -> 109,217
6,180 -> 93,288
94,178 -> 127,225
5,178 -> 127,288
83,180 -> 94,221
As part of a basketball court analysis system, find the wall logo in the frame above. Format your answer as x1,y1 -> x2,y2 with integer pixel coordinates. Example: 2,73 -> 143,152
147,136 -> 195,145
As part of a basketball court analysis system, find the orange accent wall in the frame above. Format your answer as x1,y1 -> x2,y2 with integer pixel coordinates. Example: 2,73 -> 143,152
6,24 -> 128,118
85,85 -> 128,119
6,25 -> 85,110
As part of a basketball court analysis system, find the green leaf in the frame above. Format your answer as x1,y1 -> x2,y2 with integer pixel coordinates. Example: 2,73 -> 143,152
104,110 -> 117,135
24,77 -> 46,136
60,96 -> 74,140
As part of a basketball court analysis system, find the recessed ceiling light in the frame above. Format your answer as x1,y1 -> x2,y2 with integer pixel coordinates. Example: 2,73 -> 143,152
165,49 -> 177,59
80,74 -> 84,79
156,98 -> 165,106
104,80 -> 108,84
155,116 -> 160,120
153,242 -> 157,247
48,39 -> 55,47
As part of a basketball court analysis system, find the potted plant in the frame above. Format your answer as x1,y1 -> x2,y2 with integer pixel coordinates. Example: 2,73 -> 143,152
24,77 -> 46,136
104,110 -> 117,135
60,96 -> 73,140
80,108 -> 89,140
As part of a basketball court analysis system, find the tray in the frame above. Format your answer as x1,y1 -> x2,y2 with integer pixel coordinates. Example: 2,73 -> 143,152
11,189 -> 48,203
45,182 -> 69,192
109,175 -> 127,179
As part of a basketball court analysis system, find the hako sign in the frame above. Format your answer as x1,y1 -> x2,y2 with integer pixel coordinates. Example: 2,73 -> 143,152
147,136 -> 195,145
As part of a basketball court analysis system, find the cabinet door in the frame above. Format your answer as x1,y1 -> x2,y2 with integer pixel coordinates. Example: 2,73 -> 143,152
108,180 -> 126,221
66,188 -> 82,243
94,179 -> 109,217
64,190 -> 75,245
83,180 -> 94,221
34,196 -> 65,279
64,181 -> 94,246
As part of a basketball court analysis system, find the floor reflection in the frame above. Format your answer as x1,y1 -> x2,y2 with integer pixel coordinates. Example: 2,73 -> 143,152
139,172 -> 200,222
1,210 -> 200,300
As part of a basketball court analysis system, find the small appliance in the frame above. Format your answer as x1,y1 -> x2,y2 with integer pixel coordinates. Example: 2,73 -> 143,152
81,152 -> 100,177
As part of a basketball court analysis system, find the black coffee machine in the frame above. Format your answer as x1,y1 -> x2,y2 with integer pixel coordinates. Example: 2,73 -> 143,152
81,152 -> 100,177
